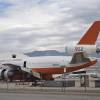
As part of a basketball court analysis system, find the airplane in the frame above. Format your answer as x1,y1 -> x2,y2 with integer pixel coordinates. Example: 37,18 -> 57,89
0,21 -> 100,82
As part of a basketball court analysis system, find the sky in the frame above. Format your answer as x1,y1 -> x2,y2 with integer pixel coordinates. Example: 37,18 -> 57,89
0,0 -> 100,53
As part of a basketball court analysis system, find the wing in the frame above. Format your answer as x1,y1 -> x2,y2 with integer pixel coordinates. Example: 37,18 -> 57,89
21,67 -> 41,79
2,63 -> 21,70
2,63 -> 41,79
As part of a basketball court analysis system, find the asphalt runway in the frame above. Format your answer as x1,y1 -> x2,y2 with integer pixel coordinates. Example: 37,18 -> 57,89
0,92 -> 100,100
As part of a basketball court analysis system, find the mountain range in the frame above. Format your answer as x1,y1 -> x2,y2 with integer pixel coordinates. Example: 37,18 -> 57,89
25,50 -> 67,57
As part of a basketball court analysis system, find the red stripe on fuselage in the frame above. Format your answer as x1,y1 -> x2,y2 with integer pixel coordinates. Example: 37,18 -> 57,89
32,60 -> 97,74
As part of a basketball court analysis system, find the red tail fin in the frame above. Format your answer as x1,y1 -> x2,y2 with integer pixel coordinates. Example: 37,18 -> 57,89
78,21 -> 100,45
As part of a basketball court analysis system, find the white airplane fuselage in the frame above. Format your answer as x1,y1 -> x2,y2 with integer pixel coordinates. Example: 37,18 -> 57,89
0,53 -> 71,68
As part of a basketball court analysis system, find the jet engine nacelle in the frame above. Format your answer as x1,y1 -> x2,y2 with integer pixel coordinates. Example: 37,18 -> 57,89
0,68 -> 14,80
0,68 -> 5,79
66,45 -> 96,56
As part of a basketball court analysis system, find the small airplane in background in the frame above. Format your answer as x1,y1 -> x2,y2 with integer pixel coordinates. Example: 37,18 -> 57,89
0,21 -> 100,82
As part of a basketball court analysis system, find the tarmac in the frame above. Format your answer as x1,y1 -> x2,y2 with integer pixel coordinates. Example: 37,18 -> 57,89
0,92 -> 100,100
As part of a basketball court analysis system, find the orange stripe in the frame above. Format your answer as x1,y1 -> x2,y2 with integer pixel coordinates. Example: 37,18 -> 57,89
32,60 -> 97,74
78,21 -> 100,45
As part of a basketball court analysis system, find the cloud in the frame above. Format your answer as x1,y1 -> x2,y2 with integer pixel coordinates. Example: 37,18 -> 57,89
0,0 -> 100,52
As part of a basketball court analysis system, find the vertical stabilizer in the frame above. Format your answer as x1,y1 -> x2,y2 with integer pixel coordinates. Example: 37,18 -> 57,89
78,21 -> 100,45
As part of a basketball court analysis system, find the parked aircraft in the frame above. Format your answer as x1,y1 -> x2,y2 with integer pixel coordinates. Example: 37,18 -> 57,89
0,21 -> 100,81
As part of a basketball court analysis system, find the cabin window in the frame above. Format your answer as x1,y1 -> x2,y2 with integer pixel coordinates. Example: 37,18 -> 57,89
12,54 -> 16,58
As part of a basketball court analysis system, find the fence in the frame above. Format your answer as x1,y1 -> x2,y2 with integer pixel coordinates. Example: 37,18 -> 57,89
0,75 -> 100,93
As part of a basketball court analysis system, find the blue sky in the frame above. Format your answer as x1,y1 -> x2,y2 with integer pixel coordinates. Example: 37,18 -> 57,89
0,1 -> 12,16
0,0 -> 100,52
